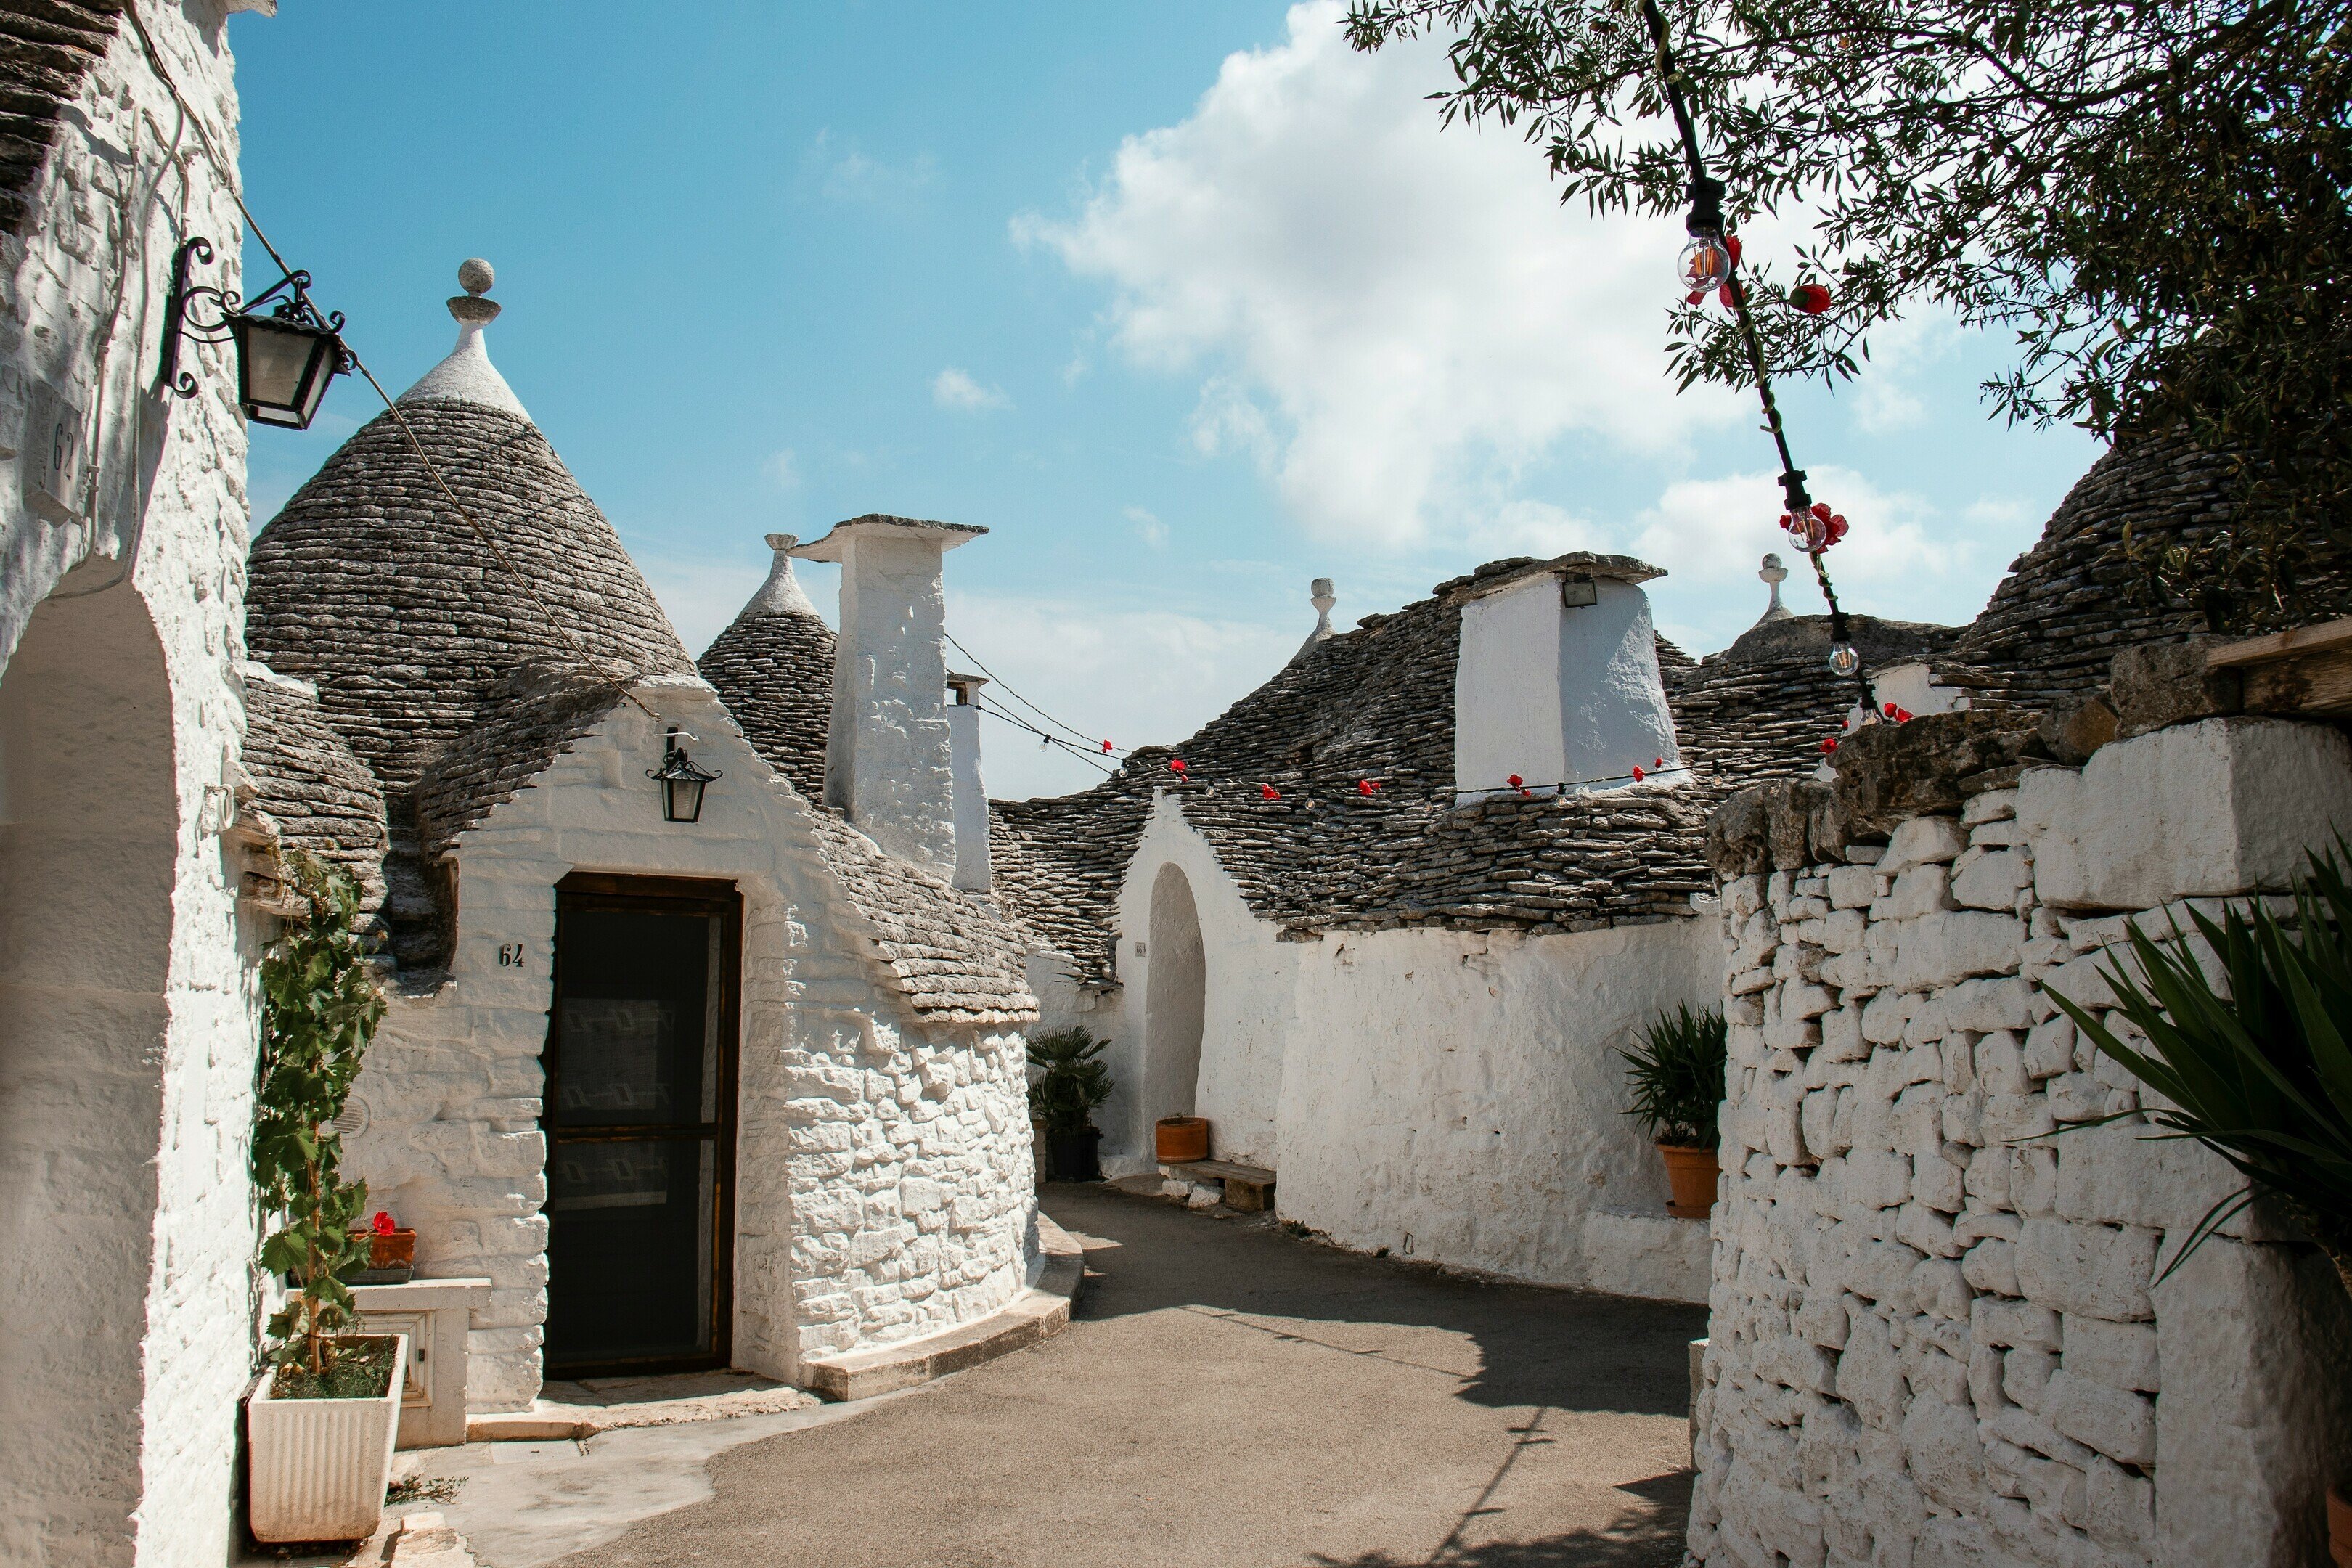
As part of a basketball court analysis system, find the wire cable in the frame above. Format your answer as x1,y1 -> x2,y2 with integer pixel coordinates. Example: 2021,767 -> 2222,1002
945,630 -> 1127,757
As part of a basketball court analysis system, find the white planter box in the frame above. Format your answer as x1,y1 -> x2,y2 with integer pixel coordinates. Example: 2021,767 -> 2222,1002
245,1334 -> 406,1543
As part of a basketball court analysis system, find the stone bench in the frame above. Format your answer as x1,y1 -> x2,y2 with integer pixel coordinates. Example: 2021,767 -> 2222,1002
1159,1159 -> 1278,1212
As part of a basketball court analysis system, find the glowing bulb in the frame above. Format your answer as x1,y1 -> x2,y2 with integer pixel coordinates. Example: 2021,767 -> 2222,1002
1678,235 -> 1731,293
1828,642 -> 1861,677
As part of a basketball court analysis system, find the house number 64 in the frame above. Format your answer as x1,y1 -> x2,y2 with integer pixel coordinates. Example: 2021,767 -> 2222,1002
497,943 -> 526,968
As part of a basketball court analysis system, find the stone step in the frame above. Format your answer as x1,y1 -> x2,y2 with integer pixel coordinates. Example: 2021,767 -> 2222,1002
1160,1159 -> 1277,1212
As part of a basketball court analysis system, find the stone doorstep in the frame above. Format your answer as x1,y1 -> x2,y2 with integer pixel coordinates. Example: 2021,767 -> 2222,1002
465,1212 -> 1085,1434
342,1510 -> 478,1568
1159,1159 -> 1278,1213
797,1210 -> 1087,1402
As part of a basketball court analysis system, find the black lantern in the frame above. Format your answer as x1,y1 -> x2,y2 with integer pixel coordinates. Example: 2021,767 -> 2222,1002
161,237 -> 351,431
647,728 -> 721,823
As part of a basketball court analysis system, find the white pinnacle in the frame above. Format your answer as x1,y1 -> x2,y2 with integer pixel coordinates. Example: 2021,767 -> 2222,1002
741,532 -> 821,618
398,258 -> 531,420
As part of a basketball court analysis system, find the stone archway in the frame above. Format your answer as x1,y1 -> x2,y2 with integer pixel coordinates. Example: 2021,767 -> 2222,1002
1143,863 -> 1206,1127
0,580 -> 180,1566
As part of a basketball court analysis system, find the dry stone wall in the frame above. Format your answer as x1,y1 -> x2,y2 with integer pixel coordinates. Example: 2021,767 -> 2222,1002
1693,716 -> 2352,1568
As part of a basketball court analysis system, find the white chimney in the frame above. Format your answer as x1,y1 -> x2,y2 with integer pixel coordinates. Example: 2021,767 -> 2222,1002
1452,552 -> 1680,802
792,515 -> 984,877
944,672 -> 992,892
1294,576 -> 1337,660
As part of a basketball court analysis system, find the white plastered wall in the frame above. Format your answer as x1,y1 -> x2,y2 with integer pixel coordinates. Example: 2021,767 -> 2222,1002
340,677 -> 1036,1410
1105,793 -> 1722,1300
1106,796 -> 1294,1174
0,7 -> 262,1566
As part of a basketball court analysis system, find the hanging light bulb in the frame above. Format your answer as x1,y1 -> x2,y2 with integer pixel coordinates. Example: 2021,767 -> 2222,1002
1679,234 -> 1732,293
1828,641 -> 1861,677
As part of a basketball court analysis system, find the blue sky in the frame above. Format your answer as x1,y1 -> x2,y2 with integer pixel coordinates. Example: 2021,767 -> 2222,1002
232,2 -> 2099,799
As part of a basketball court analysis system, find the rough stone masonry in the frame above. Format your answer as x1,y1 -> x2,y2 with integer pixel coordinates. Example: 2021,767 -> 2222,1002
1691,709 -> 2352,1568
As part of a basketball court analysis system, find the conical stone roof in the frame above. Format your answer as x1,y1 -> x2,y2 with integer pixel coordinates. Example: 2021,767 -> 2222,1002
698,532 -> 836,798
245,263 -> 693,795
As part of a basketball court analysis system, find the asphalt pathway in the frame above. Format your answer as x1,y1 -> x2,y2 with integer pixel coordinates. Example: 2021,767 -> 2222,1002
550,1185 -> 1705,1568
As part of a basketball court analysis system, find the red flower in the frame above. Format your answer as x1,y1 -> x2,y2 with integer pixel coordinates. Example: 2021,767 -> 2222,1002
1895,706 -> 1914,723
1717,282 -> 1736,309
1101,740 -> 1113,754
1725,234 -> 1743,265
1686,289 -> 1706,306
1821,736 -> 1839,754
1792,282 -> 1832,315
1654,757 -> 1665,769
1358,778 -> 1379,795
1884,702 -> 1898,717
1824,513 -> 1847,546
371,1212 -> 396,1237
1260,783 -> 1281,800
1169,759 -> 1187,774
1632,765 -> 1646,782
1506,774 -> 1523,788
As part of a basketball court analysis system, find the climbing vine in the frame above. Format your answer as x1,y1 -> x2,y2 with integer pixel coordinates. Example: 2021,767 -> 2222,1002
253,851 -> 385,1377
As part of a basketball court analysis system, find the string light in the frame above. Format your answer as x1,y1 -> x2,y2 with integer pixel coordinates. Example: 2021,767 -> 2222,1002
1638,0 -> 1875,704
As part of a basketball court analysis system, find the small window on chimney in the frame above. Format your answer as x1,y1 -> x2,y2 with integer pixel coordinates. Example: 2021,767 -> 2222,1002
947,678 -> 973,706
1133,941 -> 1146,956
1561,576 -> 1598,608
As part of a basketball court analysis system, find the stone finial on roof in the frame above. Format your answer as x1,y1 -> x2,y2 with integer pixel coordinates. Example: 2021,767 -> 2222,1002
398,257 -> 530,420
1755,552 -> 1794,626
1295,577 -> 1338,660
740,532 -> 822,619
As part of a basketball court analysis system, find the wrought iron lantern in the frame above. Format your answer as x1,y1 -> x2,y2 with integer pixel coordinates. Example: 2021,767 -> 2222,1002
160,237 -> 351,430
648,728 -> 721,823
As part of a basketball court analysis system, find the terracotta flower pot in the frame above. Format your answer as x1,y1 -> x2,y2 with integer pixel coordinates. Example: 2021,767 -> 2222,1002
1658,1142 -> 1720,1220
1156,1116 -> 1209,1163
350,1228 -> 416,1271
2328,1484 -> 2352,1568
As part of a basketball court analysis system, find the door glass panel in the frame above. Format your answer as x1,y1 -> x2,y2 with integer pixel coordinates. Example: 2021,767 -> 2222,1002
550,910 -> 714,1130
544,896 -> 732,1373
545,1137 -> 716,1364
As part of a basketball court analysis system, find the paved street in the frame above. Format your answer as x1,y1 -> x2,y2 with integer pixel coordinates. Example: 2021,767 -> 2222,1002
539,1185 -> 1704,1568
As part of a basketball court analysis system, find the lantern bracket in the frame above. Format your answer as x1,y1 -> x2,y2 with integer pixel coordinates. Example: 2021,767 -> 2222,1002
159,235 -> 351,401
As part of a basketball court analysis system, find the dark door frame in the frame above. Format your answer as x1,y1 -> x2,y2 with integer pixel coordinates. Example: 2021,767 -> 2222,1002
544,871 -> 743,1376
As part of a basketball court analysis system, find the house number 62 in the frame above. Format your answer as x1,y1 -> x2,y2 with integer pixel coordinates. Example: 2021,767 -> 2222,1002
497,943 -> 526,968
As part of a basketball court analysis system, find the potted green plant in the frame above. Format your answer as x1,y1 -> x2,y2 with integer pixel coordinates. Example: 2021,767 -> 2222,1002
1029,1027 -> 1114,1182
1621,1003 -> 1729,1218
2044,840 -> 2352,1561
245,852 -> 405,1544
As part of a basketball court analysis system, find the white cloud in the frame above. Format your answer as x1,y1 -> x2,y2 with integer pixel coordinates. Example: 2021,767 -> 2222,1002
1017,1 -> 1749,549
933,367 -> 1012,412
1124,505 -> 1168,547
946,589 -> 1296,799
803,131 -> 936,208
1629,465 -> 1993,645
764,448 -> 801,490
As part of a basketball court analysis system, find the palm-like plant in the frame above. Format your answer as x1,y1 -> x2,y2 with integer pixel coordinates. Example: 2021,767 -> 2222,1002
1622,1004 -> 1729,1148
2046,840 -> 2352,1298
1027,1027 -> 1114,1138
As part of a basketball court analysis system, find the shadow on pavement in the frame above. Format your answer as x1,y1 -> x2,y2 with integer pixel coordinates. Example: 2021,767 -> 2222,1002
1307,1497 -> 1689,1566
1043,1183 -> 1707,1421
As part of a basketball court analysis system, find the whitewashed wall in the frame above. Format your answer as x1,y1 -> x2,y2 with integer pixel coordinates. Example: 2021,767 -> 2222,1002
342,677 -> 1036,1409
1693,716 -> 2352,1568
1106,796 -> 1294,1173
1103,792 -> 1720,1302
0,7 -> 262,1567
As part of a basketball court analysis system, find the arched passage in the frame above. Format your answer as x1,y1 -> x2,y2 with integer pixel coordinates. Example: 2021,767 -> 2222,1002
1143,862 -> 1206,1127
0,579 -> 180,1567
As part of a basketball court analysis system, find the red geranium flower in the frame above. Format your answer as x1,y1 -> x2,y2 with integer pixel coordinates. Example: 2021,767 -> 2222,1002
1260,783 -> 1281,800
371,1212 -> 396,1236
1358,778 -> 1379,795
1169,759 -> 1187,775
1792,282 -> 1832,314
1821,736 -> 1839,754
